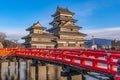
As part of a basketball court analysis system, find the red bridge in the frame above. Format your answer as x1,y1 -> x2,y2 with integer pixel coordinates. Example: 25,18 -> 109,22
0,48 -> 120,80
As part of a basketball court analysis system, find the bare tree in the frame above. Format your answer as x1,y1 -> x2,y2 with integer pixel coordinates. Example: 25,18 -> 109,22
0,32 -> 6,42
2,40 -> 17,48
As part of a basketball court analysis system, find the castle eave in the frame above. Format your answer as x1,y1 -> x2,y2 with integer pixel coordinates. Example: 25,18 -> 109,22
52,7 -> 75,17
26,21 -> 46,31
21,35 -> 30,39
59,32 -> 87,37
50,19 -> 77,25
26,27 -> 45,31
22,33 -> 57,39
29,41 -> 56,45
57,39 -> 87,42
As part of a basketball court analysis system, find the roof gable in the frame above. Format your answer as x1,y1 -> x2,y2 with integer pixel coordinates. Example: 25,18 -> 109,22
26,21 -> 46,31
52,7 -> 74,17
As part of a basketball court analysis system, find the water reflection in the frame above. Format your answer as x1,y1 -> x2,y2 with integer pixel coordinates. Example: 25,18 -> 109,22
0,61 -> 108,80
20,62 -> 26,80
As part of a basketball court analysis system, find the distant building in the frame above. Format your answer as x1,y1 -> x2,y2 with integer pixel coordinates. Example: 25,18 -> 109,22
111,40 -> 120,51
91,44 -> 97,50
90,35 -> 97,50
85,38 -> 112,50
22,7 -> 87,48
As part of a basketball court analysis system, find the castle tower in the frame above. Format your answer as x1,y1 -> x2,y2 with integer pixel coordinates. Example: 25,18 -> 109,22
47,7 -> 87,48
22,22 -> 56,48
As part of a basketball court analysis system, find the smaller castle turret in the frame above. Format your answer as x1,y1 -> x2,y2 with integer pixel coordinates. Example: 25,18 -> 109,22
22,22 -> 56,48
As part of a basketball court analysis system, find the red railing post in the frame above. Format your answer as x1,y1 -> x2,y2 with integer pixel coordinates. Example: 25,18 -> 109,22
81,52 -> 85,65
36,49 -> 39,57
13,48 -> 17,56
49,49 -> 53,59
71,57 -> 75,63
93,55 -> 98,68
31,49 -> 35,56
106,53 -> 111,72
39,49 -> 43,57
62,50 -> 67,61
24,48 -> 28,56
55,55 -> 59,60
44,50 -> 48,59
93,60 -> 97,68
109,56 -> 114,72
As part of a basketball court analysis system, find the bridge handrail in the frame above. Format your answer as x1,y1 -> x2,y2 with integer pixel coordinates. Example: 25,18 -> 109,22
0,48 -> 120,76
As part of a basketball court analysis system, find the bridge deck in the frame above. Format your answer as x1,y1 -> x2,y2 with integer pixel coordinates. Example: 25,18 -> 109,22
0,48 -> 120,79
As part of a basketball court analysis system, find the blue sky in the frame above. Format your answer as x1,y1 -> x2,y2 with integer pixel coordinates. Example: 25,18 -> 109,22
0,0 -> 120,42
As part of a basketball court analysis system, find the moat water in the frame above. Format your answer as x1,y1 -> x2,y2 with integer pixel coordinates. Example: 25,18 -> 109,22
0,62 -> 109,80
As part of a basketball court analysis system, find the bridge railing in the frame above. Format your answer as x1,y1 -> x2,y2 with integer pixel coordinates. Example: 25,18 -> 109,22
11,48 -> 120,75
0,48 -> 120,76
0,48 -> 17,57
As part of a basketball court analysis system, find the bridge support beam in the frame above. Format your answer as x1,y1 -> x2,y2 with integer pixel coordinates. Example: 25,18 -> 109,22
15,61 -> 18,80
0,62 -> 9,80
61,66 -> 72,80
61,66 -> 85,80
26,60 -> 32,80
81,74 -> 86,80
30,66 -> 36,80
8,61 -> 16,80
67,74 -> 72,80
18,59 -> 21,80
46,64 -> 57,80
38,65 -> 47,80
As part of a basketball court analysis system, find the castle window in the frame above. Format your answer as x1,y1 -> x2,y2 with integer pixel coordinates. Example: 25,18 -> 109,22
68,43 -> 75,47
30,30 -> 33,34
80,44 -> 84,47
32,45 -> 36,48
58,43 -> 64,47
38,38 -> 41,41
65,16 -> 68,18
53,23 -> 57,27
46,46 -> 51,48
70,29 -> 73,31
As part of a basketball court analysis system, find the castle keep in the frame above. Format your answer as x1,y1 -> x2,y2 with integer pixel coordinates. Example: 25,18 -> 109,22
22,7 -> 87,48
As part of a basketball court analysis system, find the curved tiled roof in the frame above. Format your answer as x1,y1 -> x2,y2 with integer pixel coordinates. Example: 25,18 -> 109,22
23,41 -> 56,45
22,33 -> 57,39
26,21 -> 46,31
57,39 -> 87,42
52,7 -> 75,17
58,31 -> 87,37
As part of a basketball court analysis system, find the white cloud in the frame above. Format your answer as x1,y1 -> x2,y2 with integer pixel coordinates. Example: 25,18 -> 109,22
82,27 -> 120,40
5,31 -> 28,43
